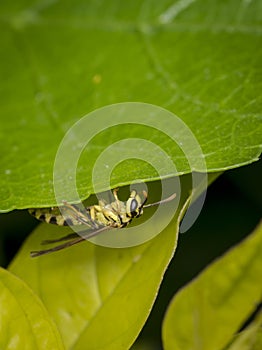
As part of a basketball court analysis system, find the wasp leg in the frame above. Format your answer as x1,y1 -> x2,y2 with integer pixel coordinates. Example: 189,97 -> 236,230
41,232 -> 79,245
30,226 -> 110,258
113,188 -> 119,200
113,188 -> 121,212
30,236 -> 85,257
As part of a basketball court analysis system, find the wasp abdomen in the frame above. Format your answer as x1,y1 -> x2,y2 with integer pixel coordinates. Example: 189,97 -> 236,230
28,208 -> 74,226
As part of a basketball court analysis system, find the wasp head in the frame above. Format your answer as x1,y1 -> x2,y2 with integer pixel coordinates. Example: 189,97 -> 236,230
126,190 -> 148,218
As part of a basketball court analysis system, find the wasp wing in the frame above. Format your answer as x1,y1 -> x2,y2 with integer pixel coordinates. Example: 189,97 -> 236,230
29,203 -> 97,228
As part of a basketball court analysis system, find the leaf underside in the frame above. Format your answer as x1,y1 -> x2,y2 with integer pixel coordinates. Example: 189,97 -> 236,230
0,0 -> 261,211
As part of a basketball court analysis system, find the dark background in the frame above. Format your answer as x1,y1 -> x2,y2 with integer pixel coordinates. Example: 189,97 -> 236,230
0,158 -> 261,349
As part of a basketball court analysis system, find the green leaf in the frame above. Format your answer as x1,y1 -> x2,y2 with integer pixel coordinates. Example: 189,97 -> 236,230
0,0 -> 261,211
226,313 -> 262,350
0,267 -> 64,350
9,195 -> 190,349
162,221 -> 262,350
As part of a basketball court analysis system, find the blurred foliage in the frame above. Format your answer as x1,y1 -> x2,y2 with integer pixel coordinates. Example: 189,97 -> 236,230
163,211 -> 262,350
0,267 -> 64,350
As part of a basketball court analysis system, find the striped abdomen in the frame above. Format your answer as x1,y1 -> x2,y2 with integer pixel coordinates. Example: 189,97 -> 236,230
28,207 -> 81,226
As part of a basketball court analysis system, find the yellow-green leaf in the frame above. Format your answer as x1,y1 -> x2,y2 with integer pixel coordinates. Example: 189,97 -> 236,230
9,196 -> 190,349
227,312 -> 262,350
0,267 -> 64,350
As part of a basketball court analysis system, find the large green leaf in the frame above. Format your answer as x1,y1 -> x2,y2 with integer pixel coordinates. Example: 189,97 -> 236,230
162,221 -> 262,350
0,267 -> 64,350
1,0 -> 261,211
9,193 -> 190,349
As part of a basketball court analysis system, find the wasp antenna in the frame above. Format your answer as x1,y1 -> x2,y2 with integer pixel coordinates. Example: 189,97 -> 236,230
143,192 -> 176,208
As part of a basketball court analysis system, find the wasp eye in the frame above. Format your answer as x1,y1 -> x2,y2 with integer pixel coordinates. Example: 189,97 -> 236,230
126,195 -> 142,218
130,199 -> 138,213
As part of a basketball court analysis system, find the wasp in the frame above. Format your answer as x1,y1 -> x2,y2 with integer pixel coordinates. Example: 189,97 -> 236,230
29,189 -> 176,257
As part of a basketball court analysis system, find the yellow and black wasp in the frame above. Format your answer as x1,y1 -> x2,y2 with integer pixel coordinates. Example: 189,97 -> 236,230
29,189 -> 176,257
